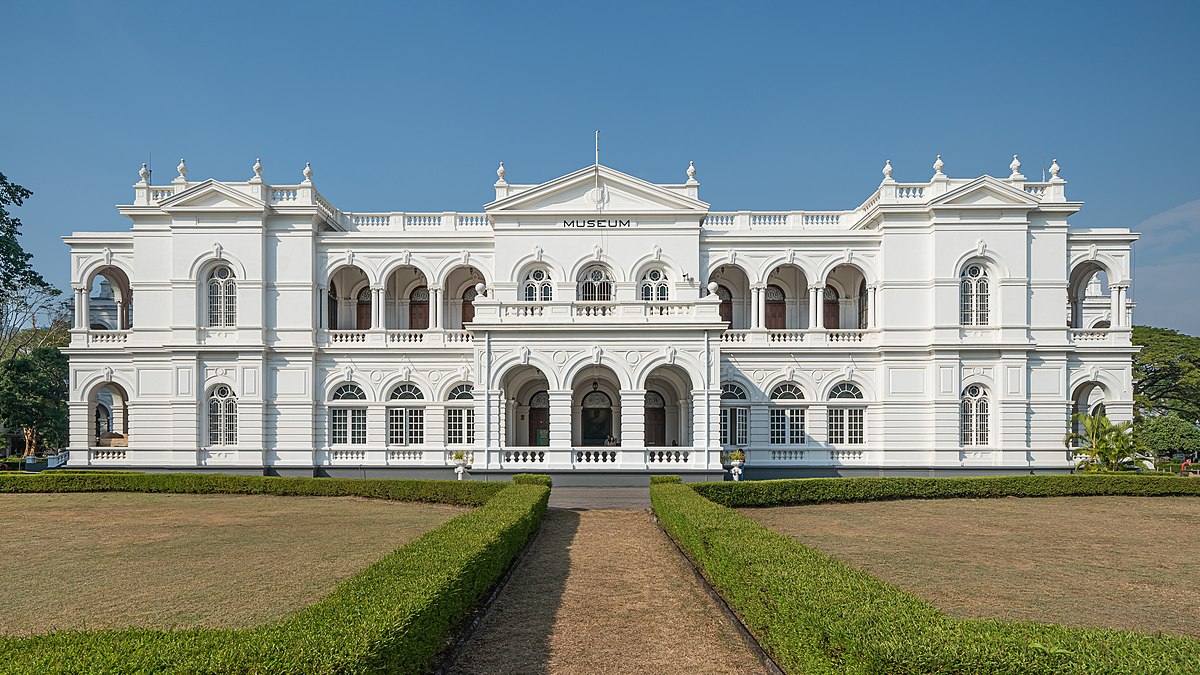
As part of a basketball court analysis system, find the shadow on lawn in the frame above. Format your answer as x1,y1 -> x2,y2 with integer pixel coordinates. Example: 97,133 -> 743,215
447,508 -> 579,675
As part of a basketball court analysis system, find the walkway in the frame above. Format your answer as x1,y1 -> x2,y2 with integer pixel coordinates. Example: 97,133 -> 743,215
448,505 -> 764,674
547,486 -> 650,510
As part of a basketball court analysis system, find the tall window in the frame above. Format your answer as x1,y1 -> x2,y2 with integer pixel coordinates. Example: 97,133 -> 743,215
524,268 -> 553,302
206,265 -> 237,327
960,385 -> 990,446
387,383 -> 425,446
769,383 -> 805,445
447,384 -> 475,445
827,383 -> 865,445
960,264 -> 990,326
330,383 -> 367,445
207,385 -> 237,446
640,268 -> 669,301
720,383 -> 749,446
578,266 -> 614,301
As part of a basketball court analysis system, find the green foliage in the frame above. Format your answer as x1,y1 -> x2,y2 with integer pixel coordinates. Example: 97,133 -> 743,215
0,347 -> 68,455
1133,325 -> 1200,421
511,473 -> 552,487
652,476 -> 1200,674
1066,413 -> 1151,472
1135,414 -> 1200,458
650,475 -> 682,484
0,171 -> 50,296
0,473 -> 549,673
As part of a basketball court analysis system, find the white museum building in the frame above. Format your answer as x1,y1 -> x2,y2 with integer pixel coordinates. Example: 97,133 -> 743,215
63,154 -> 1137,481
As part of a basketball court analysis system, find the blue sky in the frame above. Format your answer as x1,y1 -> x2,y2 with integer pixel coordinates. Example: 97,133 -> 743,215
3,1 -> 1198,334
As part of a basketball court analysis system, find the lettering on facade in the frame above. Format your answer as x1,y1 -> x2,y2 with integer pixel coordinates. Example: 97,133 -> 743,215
563,218 -> 633,228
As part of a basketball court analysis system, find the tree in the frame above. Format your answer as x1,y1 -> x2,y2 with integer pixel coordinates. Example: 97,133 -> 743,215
1065,412 -> 1152,472
1134,413 -> 1200,459
0,171 -> 61,362
1132,326 -> 1200,421
0,347 -> 68,456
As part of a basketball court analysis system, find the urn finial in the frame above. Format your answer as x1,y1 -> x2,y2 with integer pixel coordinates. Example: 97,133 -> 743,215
252,157 -> 263,180
138,162 -> 150,183
1049,158 -> 1061,180
1009,154 -> 1023,179
882,159 -> 894,181
496,161 -> 506,182
933,154 -> 945,177
176,158 -> 188,179
687,160 -> 697,180
302,162 -> 313,182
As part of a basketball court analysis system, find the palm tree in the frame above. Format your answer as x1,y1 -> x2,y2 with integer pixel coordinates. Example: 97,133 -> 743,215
1065,413 -> 1153,472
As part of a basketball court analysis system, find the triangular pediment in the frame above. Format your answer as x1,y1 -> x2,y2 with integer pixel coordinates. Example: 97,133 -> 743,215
929,176 -> 1041,208
486,165 -> 709,214
159,180 -> 267,213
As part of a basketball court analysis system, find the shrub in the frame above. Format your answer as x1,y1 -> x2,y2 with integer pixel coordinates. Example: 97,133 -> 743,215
653,476 -> 1200,673
0,473 -> 548,673
511,473 -> 552,487
650,475 -> 681,484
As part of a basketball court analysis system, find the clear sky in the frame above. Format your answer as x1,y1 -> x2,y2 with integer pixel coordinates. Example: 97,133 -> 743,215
3,1 -> 1198,334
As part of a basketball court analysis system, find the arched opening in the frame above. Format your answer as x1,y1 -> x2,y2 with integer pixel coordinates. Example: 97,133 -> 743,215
765,264 -> 809,329
1068,262 -> 1113,329
577,264 -> 615,302
206,385 -> 238,447
770,383 -> 806,445
522,267 -> 553,302
639,267 -> 670,301
1070,381 -> 1109,446
499,364 -> 550,447
644,391 -> 667,446
85,267 -> 133,330
720,382 -> 749,448
823,264 -> 868,330
643,364 -> 695,449
571,365 -> 621,446
444,265 -> 485,329
827,382 -> 866,445
708,265 -> 750,329
409,286 -> 429,329
205,264 -> 237,328
765,284 -> 786,329
327,266 -> 370,330
88,381 -> 129,448
960,384 -> 990,447
387,383 -> 425,447
960,262 -> 991,326
383,266 -> 429,330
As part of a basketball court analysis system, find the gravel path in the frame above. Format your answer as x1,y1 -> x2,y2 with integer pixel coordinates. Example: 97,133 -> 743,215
448,509 -> 764,675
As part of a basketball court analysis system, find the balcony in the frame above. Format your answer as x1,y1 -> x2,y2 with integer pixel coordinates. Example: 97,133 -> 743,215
720,329 -> 879,348
319,329 -> 474,349
1069,328 -> 1131,347
472,300 -> 723,326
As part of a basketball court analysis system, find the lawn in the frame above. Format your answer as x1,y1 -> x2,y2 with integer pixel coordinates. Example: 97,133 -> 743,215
0,492 -> 467,636
743,496 -> 1200,637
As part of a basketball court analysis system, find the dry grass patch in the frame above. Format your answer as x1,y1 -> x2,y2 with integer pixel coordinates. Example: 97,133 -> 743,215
743,495 -> 1200,637
450,509 -> 764,675
0,492 -> 466,636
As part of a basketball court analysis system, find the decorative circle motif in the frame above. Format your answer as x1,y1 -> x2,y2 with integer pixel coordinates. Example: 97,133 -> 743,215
754,370 -> 766,382
532,269 -> 545,281
625,351 -> 641,365
215,386 -> 230,398
370,370 -> 383,383
429,370 -> 441,382
553,350 -> 568,366
590,270 -> 604,282
968,265 -> 981,278
649,269 -> 661,281
813,370 -> 825,382
967,385 -> 981,397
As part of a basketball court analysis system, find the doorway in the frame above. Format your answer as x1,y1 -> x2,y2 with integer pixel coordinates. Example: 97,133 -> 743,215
580,390 -> 612,446
528,390 -> 549,446
644,391 -> 666,446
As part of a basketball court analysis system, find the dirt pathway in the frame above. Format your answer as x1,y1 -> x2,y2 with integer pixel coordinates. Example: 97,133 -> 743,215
448,509 -> 765,675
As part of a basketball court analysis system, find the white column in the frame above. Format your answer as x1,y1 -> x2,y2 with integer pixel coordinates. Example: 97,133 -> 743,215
810,285 -> 823,329
869,284 -> 878,329
430,287 -> 441,329
547,390 -> 573,450
1110,285 -> 1122,328
372,287 -> 384,329
73,286 -> 86,329
677,399 -> 690,446
751,286 -> 763,329
619,389 -> 646,450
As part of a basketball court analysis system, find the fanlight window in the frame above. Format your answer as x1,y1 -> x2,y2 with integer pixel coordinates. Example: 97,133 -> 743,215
530,391 -> 550,408
640,268 -> 669,301
960,264 -> 990,326
411,286 -> 430,302
960,385 -> 990,446
206,265 -> 237,328
829,383 -> 863,399
765,285 -> 785,302
448,384 -> 474,400
715,285 -> 732,301
720,382 -> 748,446
446,384 -> 474,444
389,383 -> 424,400
578,266 -> 614,302
207,385 -> 237,446
645,391 -> 666,408
770,383 -> 805,400
721,383 -> 748,400
769,383 -> 805,445
332,383 -> 366,401
524,268 -> 553,302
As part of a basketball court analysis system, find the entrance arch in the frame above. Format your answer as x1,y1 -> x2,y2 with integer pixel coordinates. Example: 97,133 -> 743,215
642,363 -> 695,448
499,364 -> 550,447
570,365 -> 622,446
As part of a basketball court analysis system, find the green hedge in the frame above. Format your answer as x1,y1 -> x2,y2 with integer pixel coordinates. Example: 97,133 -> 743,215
0,473 -> 549,673
653,476 -> 1200,674
694,473 -> 1200,508
650,475 -> 682,484
511,473 -> 553,487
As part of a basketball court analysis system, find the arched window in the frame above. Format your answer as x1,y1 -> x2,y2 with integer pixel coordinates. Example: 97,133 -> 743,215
770,383 -> 805,445
388,383 -> 425,446
858,281 -> 869,330
716,285 -> 733,324
960,264 -> 990,326
207,385 -> 238,446
327,282 -> 339,329
960,385 -> 990,447
409,286 -> 429,330
206,265 -> 237,327
462,286 -> 477,325
720,382 -> 748,446
330,383 -> 367,445
640,268 -> 669,301
447,384 -> 475,444
827,383 -> 864,445
355,286 -> 372,330
577,266 -> 614,302
765,284 -> 785,329
523,268 -> 553,302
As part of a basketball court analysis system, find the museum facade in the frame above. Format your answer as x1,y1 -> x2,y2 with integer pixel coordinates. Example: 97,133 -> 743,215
63,155 -> 1137,481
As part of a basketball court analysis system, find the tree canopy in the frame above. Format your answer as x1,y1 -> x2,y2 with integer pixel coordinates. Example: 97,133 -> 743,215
1133,413 -> 1200,458
0,171 -> 62,362
0,347 -> 68,455
1132,325 -> 1200,422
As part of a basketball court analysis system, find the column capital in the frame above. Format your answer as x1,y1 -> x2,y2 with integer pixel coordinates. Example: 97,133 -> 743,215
808,283 -> 825,292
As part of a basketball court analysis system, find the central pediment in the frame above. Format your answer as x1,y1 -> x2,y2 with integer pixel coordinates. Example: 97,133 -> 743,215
158,180 -> 267,213
485,165 -> 709,214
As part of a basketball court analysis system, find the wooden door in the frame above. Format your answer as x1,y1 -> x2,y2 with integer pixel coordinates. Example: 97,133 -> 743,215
765,301 -> 786,329
823,288 -> 840,330
461,298 -> 475,325
409,302 -> 428,330
528,408 -> 549,446
355,289 -> 372,330
717,285 -> 733,325
645,408 -> 666,447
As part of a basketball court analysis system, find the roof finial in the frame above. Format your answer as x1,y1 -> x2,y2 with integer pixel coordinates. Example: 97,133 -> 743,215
252,157 -> 263,181
302,161 -> 313,183
1008,154 -> 1024,180
881,159 -> 894,181
176,158 -> 188,179
496,161 -> 507,183
686,160 -> 698,185
138,162 -> 150,183
1048,158 -> 1062,180
933,154 -> 945,177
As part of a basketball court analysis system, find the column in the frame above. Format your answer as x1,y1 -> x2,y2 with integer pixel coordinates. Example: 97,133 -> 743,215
619,389 -> 646,450
547,390 -> 573,450
1116,285 -> 1128,327
677,399 -> 690,447
115,300 -> 126,329
810,285 -> 823,329
372,287 -> 384,329
73,286 -> 86,329
318,285 -> 327,330
868,284 -> 878,329
752,286 -> 763,329
430,287 -> 441,329
1110,285 -> 1122,328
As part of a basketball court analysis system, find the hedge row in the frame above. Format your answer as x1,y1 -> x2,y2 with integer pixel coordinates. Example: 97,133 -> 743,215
0,473 -> 550,673
0,471 -> 505,507
511,473 -> 553,487
693,472 -> 1200,508
652,476 -> 1200,674
649,475 -> 682,484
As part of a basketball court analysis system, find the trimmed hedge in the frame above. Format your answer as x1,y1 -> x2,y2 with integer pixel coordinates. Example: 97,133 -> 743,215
694,473 -> 1200,508
650,475 -> 682,484
653,475 -> 1200,674
0,473 -> 550,673
511,473 -> 553,487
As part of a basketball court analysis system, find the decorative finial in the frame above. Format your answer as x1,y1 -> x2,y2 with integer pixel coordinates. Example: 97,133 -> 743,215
302,162 -> 313,182
176,159 -> 187,179
933,154 -> 944,176
1009,154 -> 1023,179
687,161 -> 696,180
253,157 -> 263,179
1049,158 -> 1061,180
496,161 -> 506,182
138,163 -> 150,183
882,159 -> 894,180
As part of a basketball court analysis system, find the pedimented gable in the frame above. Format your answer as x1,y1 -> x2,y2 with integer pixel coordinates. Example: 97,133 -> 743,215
486,165 -> 709,214
929,176 -> 1040,208
159,180 -> 267,213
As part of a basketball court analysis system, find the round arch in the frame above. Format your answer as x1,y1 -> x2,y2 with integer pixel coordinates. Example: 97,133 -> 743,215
378,373 -> 435,401
950,249 -> 1010,280
1067,252 -> 1126,286
321,377 -> 377,402
186,250 -> 250,282
757,257 -> 818,287
633,352 -> 705,391
815,257 -> 878,287
562,354 -> 634,391
377,257 -> 437,288
760,373 -> 817,401
567,254 -> 626,285
76,258 -> 135,291
435,261 -> 493,291
490,351 -> 563,390
818,377 -> 876,401
508,251 -> 570,289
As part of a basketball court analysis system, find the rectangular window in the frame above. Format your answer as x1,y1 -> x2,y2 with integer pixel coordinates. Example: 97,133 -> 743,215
828,408 -> 845,444
389,408 -> 424,445
448,407 -> 473,445
771,408 -> 806,445
723,407 -> 748,446
770,409 -> 786,444
350,408 -> 367,444
721,408 -> 730,445
408,408 -> 424,445
331,408 -> 348,445
735,407 -> 748,445
847,408 -> 864,444
388,408 -> 403,445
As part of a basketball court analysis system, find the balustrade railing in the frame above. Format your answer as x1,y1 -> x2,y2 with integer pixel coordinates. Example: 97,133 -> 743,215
387,330 -> 425,343
768,329 -> 805,343
574,303 -> 616,317
387,448 -> 423,461
643,302 -> 694,317
91,449 -> 127,461
330,330 -> 367,343
87,330 -> 131,345
647,449 -> 690,463
827,330 -> 866,343
575,449 -> 618,464
504,449 -> 547,464
1071,328 -> 1111,342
